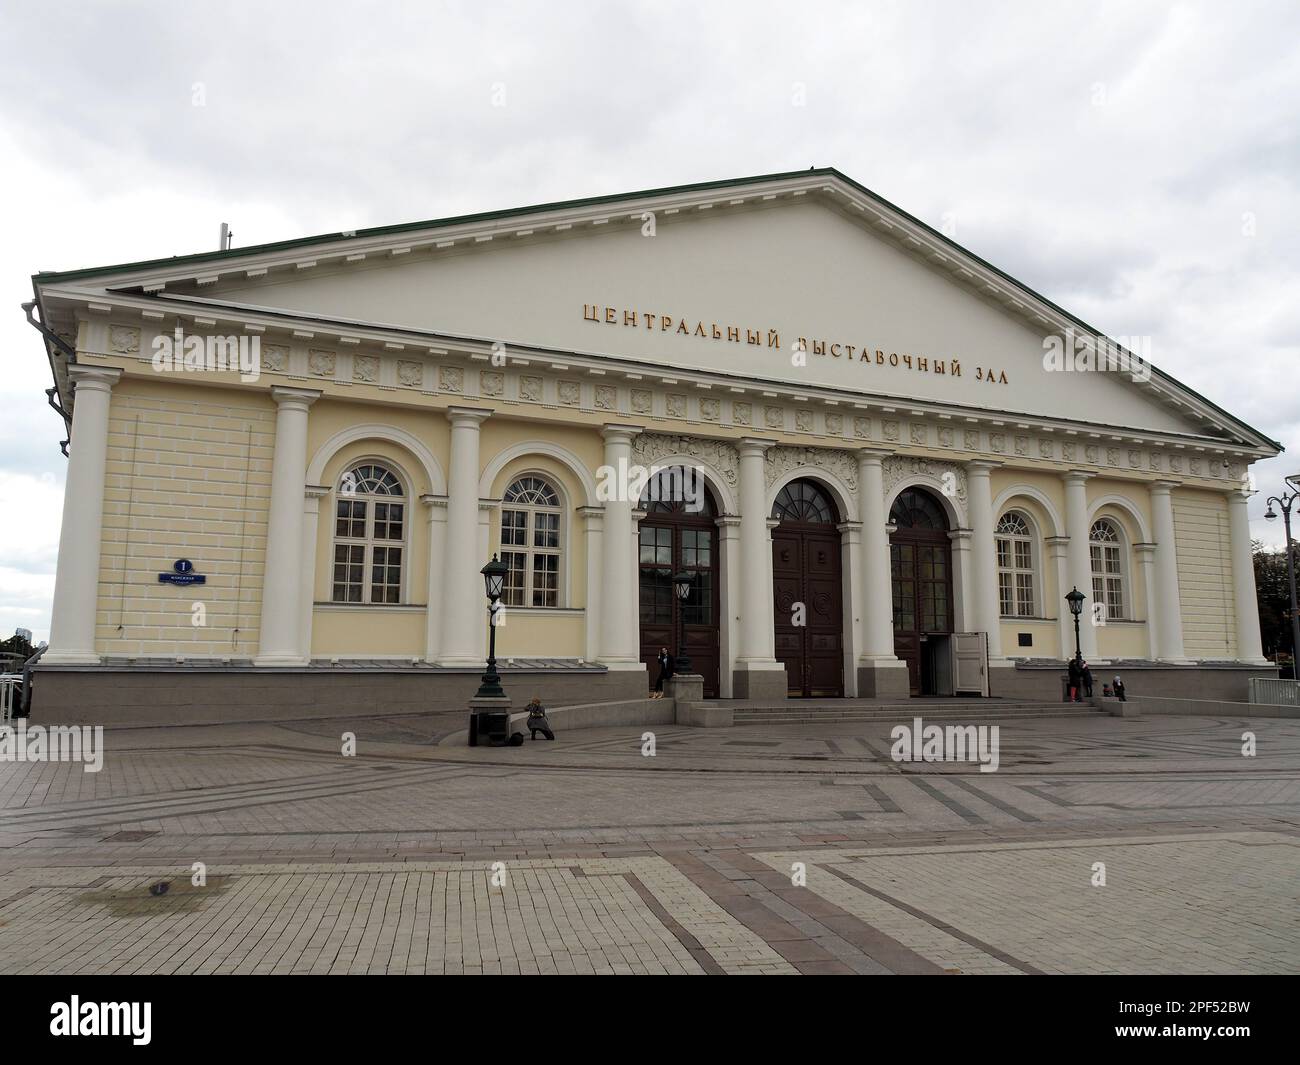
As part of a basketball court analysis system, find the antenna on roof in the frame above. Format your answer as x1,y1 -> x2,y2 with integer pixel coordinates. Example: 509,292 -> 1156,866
218,222 -> 233,250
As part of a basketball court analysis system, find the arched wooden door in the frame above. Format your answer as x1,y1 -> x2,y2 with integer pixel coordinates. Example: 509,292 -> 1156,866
890,487 -> 954,695
772,479 -> 844,697
638,468 -> 721,697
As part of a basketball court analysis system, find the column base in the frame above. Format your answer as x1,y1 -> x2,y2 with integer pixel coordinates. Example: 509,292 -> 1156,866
855,659 -> 910,697
436,655 -> 486,668
39,650 -> 101,666
731,662 -> 788,700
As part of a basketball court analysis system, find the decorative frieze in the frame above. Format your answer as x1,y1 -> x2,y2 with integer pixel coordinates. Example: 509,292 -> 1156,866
765,445 -> 857,493
631,432 -> 739,490
882,455 -> 968,514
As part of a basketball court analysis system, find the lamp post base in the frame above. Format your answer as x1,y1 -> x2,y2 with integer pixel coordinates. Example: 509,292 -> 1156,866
467,694 -> 513,747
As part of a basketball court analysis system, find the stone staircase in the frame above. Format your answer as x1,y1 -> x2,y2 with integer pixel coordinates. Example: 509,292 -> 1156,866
730,699 -> 1102,727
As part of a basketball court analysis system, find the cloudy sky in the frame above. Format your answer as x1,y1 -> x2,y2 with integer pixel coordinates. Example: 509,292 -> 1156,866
1,0 -> 1297,643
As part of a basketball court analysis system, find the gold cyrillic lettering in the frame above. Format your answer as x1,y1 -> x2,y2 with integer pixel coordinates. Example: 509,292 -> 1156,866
583,304 -> 599,322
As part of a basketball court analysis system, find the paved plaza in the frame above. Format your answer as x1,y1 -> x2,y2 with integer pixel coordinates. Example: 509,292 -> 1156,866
1,709 -> 1297,974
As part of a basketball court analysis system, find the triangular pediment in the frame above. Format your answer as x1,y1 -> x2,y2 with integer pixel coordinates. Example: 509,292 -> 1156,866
33,170 -> 1278,451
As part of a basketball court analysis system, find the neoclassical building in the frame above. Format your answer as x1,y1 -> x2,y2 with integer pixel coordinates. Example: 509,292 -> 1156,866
26,169 -> 1279,722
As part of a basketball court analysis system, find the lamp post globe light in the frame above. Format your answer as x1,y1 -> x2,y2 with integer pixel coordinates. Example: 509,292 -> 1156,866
672,570 -> 693,676
1264,473 -> 1300,675
475,554 -> 509,700
1065,586 -> 1086,667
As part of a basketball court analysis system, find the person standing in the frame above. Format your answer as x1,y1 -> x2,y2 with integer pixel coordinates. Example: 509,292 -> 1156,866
1081,659 -> 1094,699
653,646 -> 675,698
1067,657 -> 1083,703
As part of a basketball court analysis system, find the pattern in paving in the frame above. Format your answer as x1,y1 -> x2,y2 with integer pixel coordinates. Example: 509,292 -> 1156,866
1,711 -> 1298,974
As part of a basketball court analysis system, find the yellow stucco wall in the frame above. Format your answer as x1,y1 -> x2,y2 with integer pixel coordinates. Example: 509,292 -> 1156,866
96,376 -> 274,657
1174,487 -> 1236,659
88,358 -> 1235,665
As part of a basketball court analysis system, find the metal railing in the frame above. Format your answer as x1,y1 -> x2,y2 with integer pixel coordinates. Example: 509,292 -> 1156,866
1248,677 -> 1300,706
0,674 -> 19,725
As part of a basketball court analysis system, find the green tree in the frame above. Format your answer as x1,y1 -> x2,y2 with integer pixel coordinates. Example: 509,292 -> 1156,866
1253,539 -> 1296,668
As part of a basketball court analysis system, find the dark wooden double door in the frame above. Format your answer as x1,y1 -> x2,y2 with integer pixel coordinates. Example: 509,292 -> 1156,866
772,524 -> 844,698
637,489 -> 720,697
890,488 -> 954,696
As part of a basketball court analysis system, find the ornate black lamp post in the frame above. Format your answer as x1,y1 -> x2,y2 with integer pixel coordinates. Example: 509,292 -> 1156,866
1264,473 -> 1300,672
475,554 -> 509,699
672,570 -> 693,675
1065,586 -> 1086,667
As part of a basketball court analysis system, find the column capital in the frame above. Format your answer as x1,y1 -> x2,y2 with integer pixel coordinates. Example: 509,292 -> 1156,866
477,497 -> 502,512
577,504 -> 605,525
601,423 -> 643,444
270,385 -> 322,409
421,493 -> 448,511
738,436 -> 777,457
447,405 -> 491,427
965,459 -> 1002,474
856,445 -> 894,464
947,527 -> 973,543
1134,541 -> 1158,557
715,514 -> 742,530
1062,469 -> 1095,485
304,484 -> 331,500
66,364 -> 123,393
1149,479 -> 1179,494
1045,534 -> 1070,558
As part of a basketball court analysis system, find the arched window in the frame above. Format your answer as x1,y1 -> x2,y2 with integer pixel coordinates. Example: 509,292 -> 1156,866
772,480 -> 835,523
500,476 -> 562,607
1089,518 -> 1127,621
332,462 -> 405,604
996,511 -> 1037,618
890,488 -> 948,530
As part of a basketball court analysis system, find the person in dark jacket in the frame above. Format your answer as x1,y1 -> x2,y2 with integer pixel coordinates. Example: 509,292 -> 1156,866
525,697 -> 554,741
1080,659 -> 1094,698
653,646 -> 674,698
1067,658 -> 1083,702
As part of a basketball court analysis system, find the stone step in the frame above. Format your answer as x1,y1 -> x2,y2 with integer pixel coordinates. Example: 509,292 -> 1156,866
733,709 -> 1100,725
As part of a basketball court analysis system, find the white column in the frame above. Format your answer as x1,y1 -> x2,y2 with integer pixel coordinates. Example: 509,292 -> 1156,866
1149,480 -> 1191,662
838,520 -> 863,696
1226,489 -> 1267,663
948,527 -> 973,630
597,425 -> 644,669
1134,542 -> 1159,660
255,386 -> 320,665
857,448 -> 898,661
298,484 -> 330,661
716,515 -> 741,697
1061,471 -> 1098,659
737,438 -> 779,666
437,407 -> 491,666
45,365 -> 122,664
421,495 -> 447,663
1045,535 -> 1072,658
578,506 -> 604,664
966,460 -> 1003,660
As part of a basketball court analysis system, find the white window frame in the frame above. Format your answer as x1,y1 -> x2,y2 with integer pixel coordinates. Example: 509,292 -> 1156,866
1089,517 -> 1129,622
331,461 -> 408,605
995,510 -> 1039,618
499,475 -> 565,608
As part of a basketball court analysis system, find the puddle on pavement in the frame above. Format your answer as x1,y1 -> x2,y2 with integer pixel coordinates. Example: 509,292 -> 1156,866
77,875 -> 236,917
